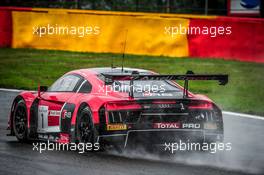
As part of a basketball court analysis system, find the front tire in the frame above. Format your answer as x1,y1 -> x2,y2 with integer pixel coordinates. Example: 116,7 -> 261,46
13,100 -> 28,142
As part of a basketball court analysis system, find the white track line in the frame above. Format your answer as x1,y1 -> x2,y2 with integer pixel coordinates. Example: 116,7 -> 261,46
222,111 -> 264,120
0,88 -> 263,120
0,88 -> 22,92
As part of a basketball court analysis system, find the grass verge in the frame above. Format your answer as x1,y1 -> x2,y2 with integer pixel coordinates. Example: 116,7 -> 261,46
0,48 -> 263,116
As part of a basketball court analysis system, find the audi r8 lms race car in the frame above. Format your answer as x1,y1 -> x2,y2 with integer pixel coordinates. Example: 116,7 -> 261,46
7,67 -> 228,151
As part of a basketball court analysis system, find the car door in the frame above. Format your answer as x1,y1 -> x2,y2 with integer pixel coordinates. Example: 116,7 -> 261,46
37,74 -> 83,133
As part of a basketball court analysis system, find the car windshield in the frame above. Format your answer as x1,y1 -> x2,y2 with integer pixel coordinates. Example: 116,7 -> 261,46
48,74 -> 81,92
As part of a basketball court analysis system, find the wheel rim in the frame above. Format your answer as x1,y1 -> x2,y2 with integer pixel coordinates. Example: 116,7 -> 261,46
14,105 -> 27,138
79,114 -> 92,143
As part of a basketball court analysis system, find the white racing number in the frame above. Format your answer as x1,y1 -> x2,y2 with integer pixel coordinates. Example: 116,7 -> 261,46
38,105 -> 49,132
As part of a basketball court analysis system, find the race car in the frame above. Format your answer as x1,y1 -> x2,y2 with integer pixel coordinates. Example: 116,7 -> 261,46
7,67 -> 228,151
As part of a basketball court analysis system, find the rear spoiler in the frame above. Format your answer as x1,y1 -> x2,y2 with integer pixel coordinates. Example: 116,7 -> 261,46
102,71 -> 228,98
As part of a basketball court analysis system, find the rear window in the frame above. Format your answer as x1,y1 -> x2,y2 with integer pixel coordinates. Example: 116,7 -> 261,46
112,80 -> 183,98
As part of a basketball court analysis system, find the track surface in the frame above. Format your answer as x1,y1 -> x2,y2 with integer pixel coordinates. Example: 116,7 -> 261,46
0,91 -> 263,175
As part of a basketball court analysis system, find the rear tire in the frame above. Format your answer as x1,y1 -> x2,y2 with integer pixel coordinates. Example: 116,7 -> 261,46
75,106 -> 99,151
13,100 -> 28,142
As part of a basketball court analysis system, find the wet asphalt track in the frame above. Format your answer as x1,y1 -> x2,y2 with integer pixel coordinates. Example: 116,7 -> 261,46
0,90 -> 263,175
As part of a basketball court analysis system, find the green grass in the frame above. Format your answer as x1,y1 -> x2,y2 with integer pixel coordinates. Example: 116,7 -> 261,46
0,48 -> 264,116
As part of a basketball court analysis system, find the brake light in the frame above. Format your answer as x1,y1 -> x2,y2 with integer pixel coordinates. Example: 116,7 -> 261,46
189,101 -> 213,110
106,102 -> 141,111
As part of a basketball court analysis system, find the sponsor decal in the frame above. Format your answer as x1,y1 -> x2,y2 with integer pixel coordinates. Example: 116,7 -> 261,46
153,122 -> 181,129
62,110 -> 72,119
38,106 -> 48,113
107,124 -> 127,131
182,123 -> 201,129
142,92 -> 173,97
38,134 -> 57,141
49,110 -> 61,116
204,123 -> 217,130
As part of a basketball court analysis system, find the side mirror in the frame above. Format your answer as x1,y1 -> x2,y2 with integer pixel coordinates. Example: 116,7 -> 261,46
38,85 -> 48,97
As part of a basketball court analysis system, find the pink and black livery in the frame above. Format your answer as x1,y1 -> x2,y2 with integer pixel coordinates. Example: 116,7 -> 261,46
7,67 -> 228,150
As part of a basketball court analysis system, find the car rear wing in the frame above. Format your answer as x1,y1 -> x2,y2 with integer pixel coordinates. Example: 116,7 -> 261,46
102,71 -> 228,98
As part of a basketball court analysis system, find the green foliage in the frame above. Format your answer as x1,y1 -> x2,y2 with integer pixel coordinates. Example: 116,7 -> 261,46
0,48 -> 263,116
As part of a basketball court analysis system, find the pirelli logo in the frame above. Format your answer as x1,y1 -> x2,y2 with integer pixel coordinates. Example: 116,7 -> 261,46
107,124 -> 127,131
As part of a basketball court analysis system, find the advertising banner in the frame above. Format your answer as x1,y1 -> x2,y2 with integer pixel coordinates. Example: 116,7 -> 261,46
228,0 -> 261,16
12,11 -> 189,57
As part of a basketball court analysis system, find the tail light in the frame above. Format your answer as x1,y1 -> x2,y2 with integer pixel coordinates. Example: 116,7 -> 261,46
105,101 -> 141,111
188,101 -> 213,110
105,101 -> 141,124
